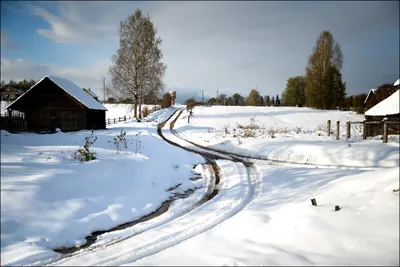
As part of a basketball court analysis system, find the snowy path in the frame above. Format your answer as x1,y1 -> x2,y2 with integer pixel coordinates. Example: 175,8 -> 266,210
38,108 -> 259,266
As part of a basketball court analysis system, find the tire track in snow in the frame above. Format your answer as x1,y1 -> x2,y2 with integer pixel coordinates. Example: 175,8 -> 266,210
51,108 -> 260,266
92,161 -> 253,266
171,109 -> 379,171
31,109 -> 218,266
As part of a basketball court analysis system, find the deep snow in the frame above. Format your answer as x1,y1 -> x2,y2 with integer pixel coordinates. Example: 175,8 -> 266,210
1,105 -> 399,266
1,107 -> 205,266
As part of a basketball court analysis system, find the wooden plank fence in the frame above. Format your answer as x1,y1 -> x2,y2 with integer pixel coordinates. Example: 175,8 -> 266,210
106,115 -> 131,125
0,115 -> 27,132
327,118 -> 399,143
105,105 -> 162,125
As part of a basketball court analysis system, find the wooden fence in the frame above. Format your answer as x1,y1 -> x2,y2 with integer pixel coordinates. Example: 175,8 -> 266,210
105,105 -> 162,125
106,116 -> 132,125
0,115 -> 27,132
327,118 -> 399,143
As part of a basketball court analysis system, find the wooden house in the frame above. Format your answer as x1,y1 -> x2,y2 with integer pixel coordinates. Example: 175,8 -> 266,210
364,89 -> 399,137
364,88 -> 378,110
6,76 -> 107,132
0,84 -> 23,101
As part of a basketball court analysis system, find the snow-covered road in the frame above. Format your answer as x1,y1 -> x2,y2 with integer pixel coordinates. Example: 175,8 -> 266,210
47,109 -> 260,266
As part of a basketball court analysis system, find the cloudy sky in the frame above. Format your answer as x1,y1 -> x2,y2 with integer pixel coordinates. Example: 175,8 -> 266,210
1,1 -> 399,100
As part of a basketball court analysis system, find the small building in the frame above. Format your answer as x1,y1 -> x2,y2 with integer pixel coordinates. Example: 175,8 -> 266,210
0,84 -> 23,101
6,76 -> 107,132
364,88 -> 378,110
364,89 -> 399,137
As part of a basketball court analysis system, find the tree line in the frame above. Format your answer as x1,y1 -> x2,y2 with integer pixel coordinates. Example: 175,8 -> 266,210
1,79 -> 37,92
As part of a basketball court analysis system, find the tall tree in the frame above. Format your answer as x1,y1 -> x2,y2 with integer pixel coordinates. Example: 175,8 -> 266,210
109,9 -> 166,118
217,93 -> 227,105
232,93 -> 244,106
264,95 -> 271,106
246,89 -> 262,106
271,96 -> 275,106
260,95 -> 265,106
305,30 -> 344,109
275,94 -> 280,106
281,76 -> 307,107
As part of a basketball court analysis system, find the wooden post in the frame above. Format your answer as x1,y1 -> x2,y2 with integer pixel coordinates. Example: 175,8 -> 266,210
311,198 -> 317,206
346,120 -> 351,139
336,120 -> 340,140
383,118 -> 388,143
124,115 -> 126,121
114,118 -> 116,124
327,120 -> 331,136
335,205 -> 341,211
362,119 -> 367,139
108,118 -> 110,124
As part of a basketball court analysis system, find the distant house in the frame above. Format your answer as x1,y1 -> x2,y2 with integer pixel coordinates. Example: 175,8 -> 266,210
364,88 -> 378,110
6,76 -> 108,132
364,89 -> 399,137
0,84 -> 23,101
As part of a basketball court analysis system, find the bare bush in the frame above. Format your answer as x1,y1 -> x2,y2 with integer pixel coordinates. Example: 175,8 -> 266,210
142,106 -> 150,118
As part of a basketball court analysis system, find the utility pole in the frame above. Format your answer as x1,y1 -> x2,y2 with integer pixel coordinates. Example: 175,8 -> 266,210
202,90 -> 204,102
216,88 -> 219,101
103,77 -> 106,102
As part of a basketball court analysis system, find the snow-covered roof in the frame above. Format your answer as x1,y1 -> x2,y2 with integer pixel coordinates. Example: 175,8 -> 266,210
364,88 -> 377,104
7,76 -> 107,111
394,79 -> 399,86
365,89 -> 399,116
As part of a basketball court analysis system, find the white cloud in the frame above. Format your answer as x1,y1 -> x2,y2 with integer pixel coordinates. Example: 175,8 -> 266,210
0,58 -> 111,99
6,1 -> 400,97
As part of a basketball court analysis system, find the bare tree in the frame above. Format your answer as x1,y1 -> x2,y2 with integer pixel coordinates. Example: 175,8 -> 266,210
109,9 -> 166,118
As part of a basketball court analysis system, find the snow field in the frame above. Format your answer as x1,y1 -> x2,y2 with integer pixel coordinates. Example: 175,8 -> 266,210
134,165 -> 399,266
0,107 -> 206,266
174,106 -> 399,167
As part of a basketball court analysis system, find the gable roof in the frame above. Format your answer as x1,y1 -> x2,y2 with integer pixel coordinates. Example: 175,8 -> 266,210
6,76 -> 107,111
365,89 -> 399,116
364,88 -> 377,104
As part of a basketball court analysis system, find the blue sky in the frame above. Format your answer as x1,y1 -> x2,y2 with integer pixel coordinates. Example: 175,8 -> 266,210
1,1 -> 399,100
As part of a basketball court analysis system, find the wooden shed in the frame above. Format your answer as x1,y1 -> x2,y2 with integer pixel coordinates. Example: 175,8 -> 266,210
6,76 -> 107,132
364,89 -> 400,137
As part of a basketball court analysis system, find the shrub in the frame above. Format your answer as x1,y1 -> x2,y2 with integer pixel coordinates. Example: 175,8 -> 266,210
73,131 -> 97,162
142,106 -> 150,118
134,131 -> 142,154
110,130 -> 128,154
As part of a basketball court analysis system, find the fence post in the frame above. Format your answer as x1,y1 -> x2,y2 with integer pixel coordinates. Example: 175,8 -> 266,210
346,120 -> 351,139
383,118 -> 388,143
362,120 -> 367,139
336,120 -> 340,140
327,120 -> 331,136
114,118 -> 116,124
124,115 -> 126,121
108,118 -> 110,124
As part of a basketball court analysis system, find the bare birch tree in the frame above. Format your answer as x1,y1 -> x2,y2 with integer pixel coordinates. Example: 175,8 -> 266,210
109,9 -> 166,118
